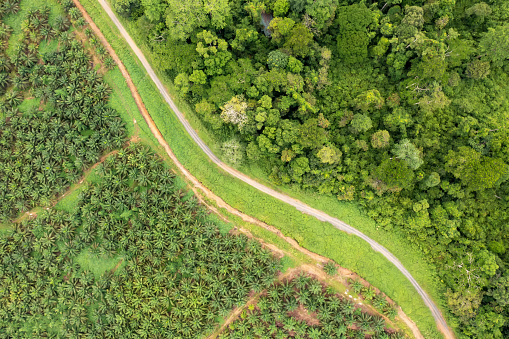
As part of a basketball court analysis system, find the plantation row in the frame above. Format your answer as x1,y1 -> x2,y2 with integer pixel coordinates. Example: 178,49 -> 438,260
0,144 -> 282,338
221,274 -> 403,339
0,6 -> 126,221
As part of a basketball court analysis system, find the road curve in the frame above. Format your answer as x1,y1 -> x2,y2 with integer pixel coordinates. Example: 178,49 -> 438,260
95,0 -> 453,337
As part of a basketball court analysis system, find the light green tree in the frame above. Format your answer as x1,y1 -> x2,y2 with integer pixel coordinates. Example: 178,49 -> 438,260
350,114 -> 372,134
392,139 -> 423,170
317,145 -> 342,164
220,96 -> 248,129
371,130 -> 390,149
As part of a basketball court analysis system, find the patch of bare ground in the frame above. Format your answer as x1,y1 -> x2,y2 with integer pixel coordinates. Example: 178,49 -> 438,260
73,1 -> 425,337
207,268 -> 298,339
288,303 -> 320,327
73,29 -> 107,75
110,258 -> 124,274
207,292 -> 263,339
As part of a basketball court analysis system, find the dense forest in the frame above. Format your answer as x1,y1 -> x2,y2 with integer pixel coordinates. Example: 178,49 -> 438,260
111,0 -> 509,337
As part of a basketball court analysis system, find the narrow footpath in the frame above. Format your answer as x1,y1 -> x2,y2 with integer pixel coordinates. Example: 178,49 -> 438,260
73,0 -> 454,338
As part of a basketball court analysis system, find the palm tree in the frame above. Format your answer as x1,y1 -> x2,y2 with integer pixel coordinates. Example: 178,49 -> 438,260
309,279 -> 323,295
3,0 -> 20,15
350,279 -> 364,294
0,23 -> 12,40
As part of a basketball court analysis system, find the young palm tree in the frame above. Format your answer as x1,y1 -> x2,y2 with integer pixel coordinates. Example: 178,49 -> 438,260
2,0 -> 20,15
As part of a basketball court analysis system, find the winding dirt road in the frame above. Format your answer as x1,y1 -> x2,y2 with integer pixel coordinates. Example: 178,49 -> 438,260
77,1 -> 454,337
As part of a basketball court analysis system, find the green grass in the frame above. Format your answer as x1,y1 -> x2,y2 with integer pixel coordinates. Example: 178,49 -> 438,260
18,97 -> 39,111
77,0 -> 452,336
39,38 -> 59,55
4,0 -> 64,58
74,248 -> 124,279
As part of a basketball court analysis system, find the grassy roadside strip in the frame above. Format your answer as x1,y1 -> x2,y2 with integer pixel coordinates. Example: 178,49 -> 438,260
78,0 -> 451,336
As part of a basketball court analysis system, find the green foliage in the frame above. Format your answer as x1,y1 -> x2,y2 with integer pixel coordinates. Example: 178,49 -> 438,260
323,261 -> 337,276
465,60 -> 490,80
164,0 -> 231,41
222,274 -> 400,338
267,50 -> 288,69
272,0 -> 289,17
371,159 -> 415,193
268,16 -> 295,43
391,139 -> 423,170
487,275 -> 509,307
317,145 -> 341,164
304,0 -> 338,33
112,0 -> 141,18
299,118 -> 327,148
422,172 -> 441,188
283,22 -> 313,57
479,24 -> 509,65
287,55 -> 302,73
445,146 -> 508,191
354,89 -> 384,112
0,145 -> 282,338
221,138 -> 244,166
350,113 -> 373,134
336,3 -> 376,63
397,6 -> 424,38
371,130 -> 390,149
195,30 -> 232,76
140,0 -> 166,21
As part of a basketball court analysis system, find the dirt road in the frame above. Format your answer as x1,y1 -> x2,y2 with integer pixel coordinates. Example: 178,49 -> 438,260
73,0 -> 454,338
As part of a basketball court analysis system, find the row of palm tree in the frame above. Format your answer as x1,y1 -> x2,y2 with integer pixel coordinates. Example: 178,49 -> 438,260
0,8 -> 126,221
0,144 -> 283,338
0,2 -> 15,95
221,273 -> 405,339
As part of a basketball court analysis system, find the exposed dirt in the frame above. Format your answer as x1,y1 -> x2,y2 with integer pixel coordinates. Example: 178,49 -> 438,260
207,292 -> 263,339
398,310 -> 425,339
207,268 -> 301,339
288,303 -> 320,326
110,258 -> 124,274
73,29 -> 107,75
72,1 -> 426,338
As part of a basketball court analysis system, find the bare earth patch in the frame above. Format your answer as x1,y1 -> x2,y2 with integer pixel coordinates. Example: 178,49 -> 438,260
288,303 -> 320,327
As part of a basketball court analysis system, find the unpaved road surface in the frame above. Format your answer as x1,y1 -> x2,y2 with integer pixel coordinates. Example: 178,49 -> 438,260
77,1 -> 454,337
